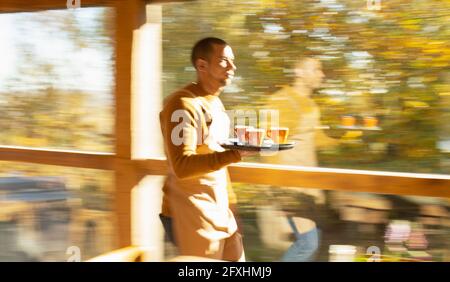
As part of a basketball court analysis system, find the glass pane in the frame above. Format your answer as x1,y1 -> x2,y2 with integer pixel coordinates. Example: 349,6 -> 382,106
0,7 -> 115,152
162,0 -> 450,174
0,161 -> 115,262
233,183 -> 450,262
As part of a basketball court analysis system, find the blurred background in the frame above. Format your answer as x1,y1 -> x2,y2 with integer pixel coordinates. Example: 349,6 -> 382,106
0,0 -> 449,261
0,7 -> 115,261
161,0 -> 450,262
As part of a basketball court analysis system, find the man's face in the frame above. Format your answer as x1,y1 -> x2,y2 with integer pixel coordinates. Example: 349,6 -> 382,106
203,44 -> 236,87
295,59 -> 325,89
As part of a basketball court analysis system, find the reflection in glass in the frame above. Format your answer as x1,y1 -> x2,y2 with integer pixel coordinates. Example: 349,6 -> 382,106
162,0 -> 450,174
233,183 -> 450,262
0,8 -> 115,152
0,161 -> 115,262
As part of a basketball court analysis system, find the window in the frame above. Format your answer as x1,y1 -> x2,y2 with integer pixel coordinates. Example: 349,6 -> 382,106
0,7 -> 115,152
162,0 -> 450,175
161,0 -> 450,262
0,161 -> 115,261
233,183 -> 450,262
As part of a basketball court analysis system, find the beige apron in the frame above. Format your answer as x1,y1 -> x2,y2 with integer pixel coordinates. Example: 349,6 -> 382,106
167,90 -> 238,258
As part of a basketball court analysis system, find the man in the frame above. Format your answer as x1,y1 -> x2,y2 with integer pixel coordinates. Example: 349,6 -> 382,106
264,57 -> 338,167
159,37 -> 249,261
256,58 -> 339,261
262,57 -> 338,204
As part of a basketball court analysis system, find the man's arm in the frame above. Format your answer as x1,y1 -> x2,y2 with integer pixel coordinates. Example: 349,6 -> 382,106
161,96 -> 241,179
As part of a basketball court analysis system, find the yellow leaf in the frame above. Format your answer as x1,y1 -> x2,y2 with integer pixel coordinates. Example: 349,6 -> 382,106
342,131 -> 363,139
404,101 -> 429,108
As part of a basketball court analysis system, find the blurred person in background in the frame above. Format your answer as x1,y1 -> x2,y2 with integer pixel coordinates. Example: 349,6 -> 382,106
257,58 -> 340,261
264,57 -> 338,169
262,58 -> 338,204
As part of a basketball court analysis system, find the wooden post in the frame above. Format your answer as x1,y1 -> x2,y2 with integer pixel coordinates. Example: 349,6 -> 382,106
114,0 -> 165,261
114,0 -> 147,249
130,4 -> 165,261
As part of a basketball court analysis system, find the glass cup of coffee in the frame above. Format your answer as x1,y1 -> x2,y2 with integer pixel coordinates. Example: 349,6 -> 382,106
246,128 -> 266,146
341,115 -> 356,127
363,116 -> 378,128
267,127 -> 289,144
234,125 -> 253,143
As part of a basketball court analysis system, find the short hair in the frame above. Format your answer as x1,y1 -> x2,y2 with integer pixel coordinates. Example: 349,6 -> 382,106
191,37 -> 228,68
294,57 -> 320,70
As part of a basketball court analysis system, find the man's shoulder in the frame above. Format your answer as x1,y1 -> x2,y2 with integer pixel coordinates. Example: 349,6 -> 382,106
267,85 -> 294,102
163,88 -> 198,110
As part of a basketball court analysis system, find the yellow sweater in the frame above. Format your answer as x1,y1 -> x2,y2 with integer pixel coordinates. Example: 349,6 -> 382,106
159,87 -> 241,218
261,86 -> 338,166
